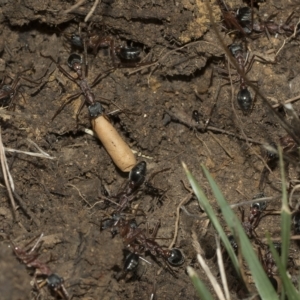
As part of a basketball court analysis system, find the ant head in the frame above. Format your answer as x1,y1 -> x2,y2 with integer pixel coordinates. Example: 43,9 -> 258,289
124,252 -> 139,271
67,53 -> 82,71
229,43 -> 242,57
167,248 -> 184,266
47,273 -> 64,291
71,34 -> 83,48
88,102 -> 103,118
251,201 -> 267,212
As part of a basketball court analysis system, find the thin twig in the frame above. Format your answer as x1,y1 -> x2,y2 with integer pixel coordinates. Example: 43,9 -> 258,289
195,133 -> 212,155
13,190 -> 40,227
204,77 -> 222,130
168,192 -> 193,249
208,131 -> 233,158
275,18 -> 300,57
289,184 -> 300,209
87,200 -> 104,210
62,0 -> 86,14
84,0 -> 101,22
181,206 -> 207,220
67,184 -> 92,207
272,94 -> 300,109
5,148 -> 55,159
26,139 -> 53,158
0,129 -> 17,216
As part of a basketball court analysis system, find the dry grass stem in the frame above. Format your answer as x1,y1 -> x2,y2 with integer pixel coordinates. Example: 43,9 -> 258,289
275,18 -> 300,57
215,235 -> 230,300
168,192 -> 193,249
288,184 -> 300,209
0,129 -> 17,213
84,0 -> 101,22
197,253 -> 226,300
5,148 -> 55,159
67,183 -> 92,207
208,131 -> 233,158
272,94 -> 300,109
62,0 -> 86,14
26,138 -> 53,158
192,230 -> 205,256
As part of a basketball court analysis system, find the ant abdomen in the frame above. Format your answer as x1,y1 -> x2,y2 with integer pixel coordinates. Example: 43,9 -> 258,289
237,88 -> 252,112
124,252 -> 139,272
116,47 -> 141,61
167,248 -> 184,266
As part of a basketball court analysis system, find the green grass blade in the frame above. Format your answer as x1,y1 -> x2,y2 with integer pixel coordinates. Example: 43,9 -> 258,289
185,163 -> 278,299
183,163 -> 240,277
278,147 -> 291,270
187,266 -> 215,300
277,147 -> 293,299
267,238 -> 299,299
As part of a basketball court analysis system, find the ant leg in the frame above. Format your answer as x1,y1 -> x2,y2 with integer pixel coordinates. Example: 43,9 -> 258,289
52,91 -> 82,121
90,67 -> 115,88
285,11 -> 295,25
149,220 -> 160,239
238,206 -> 245,222
41,53 -> 78,83
75,99 -> 86,125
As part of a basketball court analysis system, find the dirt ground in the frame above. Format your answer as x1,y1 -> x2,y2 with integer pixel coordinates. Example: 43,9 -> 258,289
0,0 -> 300,299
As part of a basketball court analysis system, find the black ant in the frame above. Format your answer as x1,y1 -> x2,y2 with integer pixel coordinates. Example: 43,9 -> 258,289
229,43 -> 253,112
70,31 -> 141,67
0,71 -> 42,109
251,12 -> 299,36
112,161 -> 147,213
218,0 -> 252,36
41,53 -> 112,121
239,193 -> 267,239
220,0 -> 299,38
104,215 -> 184,273
11,233 -> 69,300
104,161 -> 169,213
258,242 -> 282,291
124,252 -> 140,273
192,110 -> 201,124
99,161 -> 146,214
